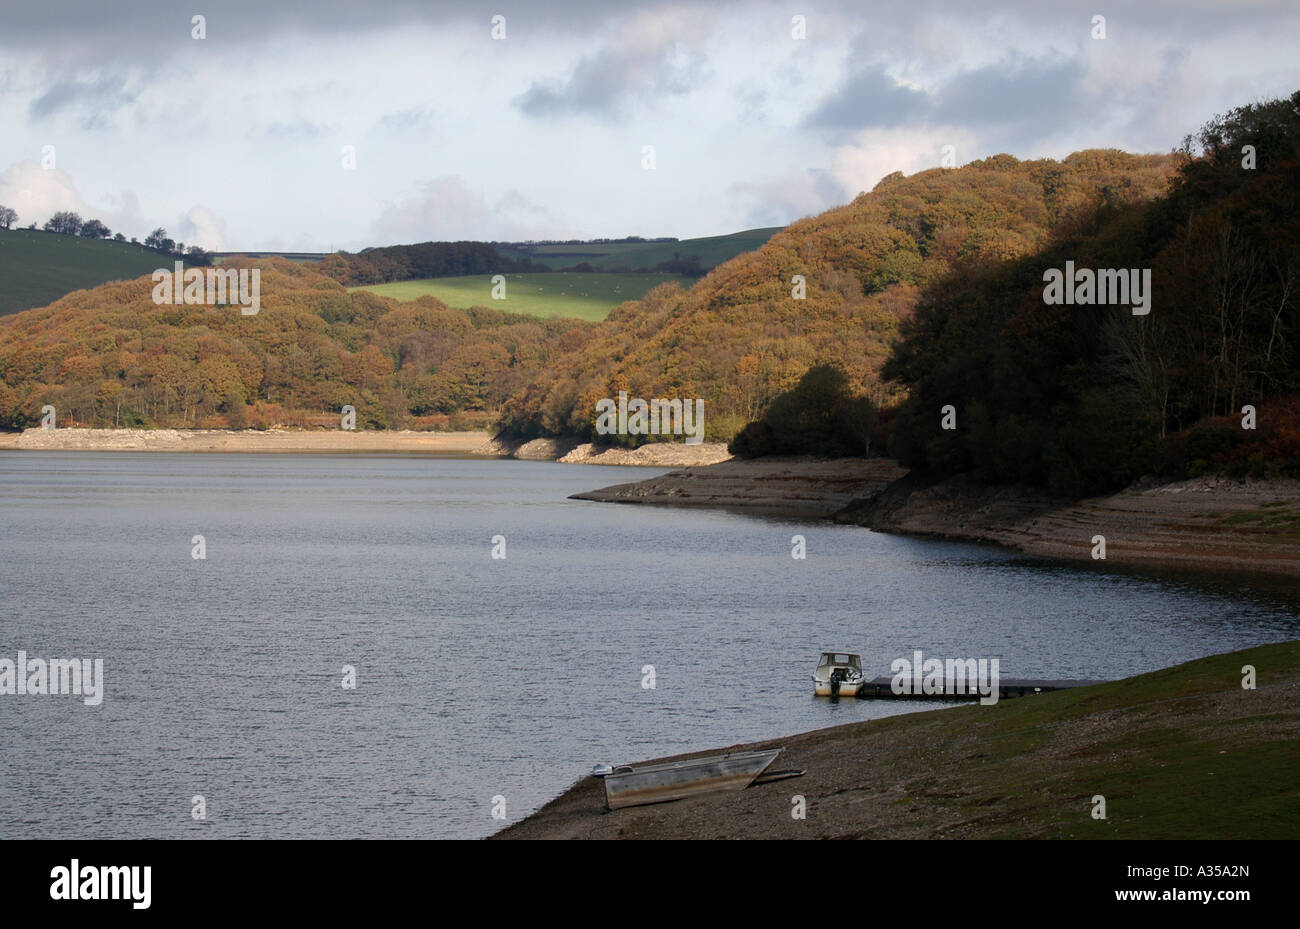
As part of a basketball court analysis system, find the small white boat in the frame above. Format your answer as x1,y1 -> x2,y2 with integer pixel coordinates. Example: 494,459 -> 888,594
595,748 -> 784,810
813,651 -> 864,697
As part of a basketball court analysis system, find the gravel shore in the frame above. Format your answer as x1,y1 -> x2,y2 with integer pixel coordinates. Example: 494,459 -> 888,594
574,458 -> 1300,577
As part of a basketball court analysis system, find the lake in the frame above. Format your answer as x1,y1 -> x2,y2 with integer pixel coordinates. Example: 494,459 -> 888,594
1,452 -> 1296,838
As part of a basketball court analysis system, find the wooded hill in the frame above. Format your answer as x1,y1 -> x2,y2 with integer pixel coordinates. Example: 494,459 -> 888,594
0,146 -> 1181,438
0,259 -> 586,431
885,91 -> 1300,495
497,149 -> 1181,441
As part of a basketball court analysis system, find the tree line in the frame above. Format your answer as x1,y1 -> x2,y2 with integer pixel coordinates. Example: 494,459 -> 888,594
0,207 -> 212,263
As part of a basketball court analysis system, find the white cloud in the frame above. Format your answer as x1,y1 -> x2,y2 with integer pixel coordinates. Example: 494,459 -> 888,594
372,176 -> 576,242
175,205 -> 229,251
829,127 -> 980,197
0,160 -> 144,236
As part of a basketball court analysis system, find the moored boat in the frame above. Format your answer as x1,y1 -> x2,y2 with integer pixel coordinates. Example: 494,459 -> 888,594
813,651 -> 864,697
596,748 -> 783,810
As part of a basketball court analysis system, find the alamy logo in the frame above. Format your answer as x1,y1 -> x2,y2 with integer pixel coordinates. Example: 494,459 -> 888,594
891,649 -> 1000,705
595,390 -> 705,445
0,651 -> 103,705
152,262 -> 261,315
1042,260 -> 1151,315
50,859 -> 150,909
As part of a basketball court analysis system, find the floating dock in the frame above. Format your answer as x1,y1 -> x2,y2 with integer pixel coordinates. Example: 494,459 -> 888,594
855,677 -> 1105,700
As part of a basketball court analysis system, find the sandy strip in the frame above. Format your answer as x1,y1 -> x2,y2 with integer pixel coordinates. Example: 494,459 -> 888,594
0,428 -> 492,454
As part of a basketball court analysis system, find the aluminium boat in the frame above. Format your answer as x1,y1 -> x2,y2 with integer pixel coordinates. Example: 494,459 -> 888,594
595,748 -> 784,810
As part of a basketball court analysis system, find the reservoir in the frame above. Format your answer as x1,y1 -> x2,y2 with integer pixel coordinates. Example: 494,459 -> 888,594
1,452 -> 1296,838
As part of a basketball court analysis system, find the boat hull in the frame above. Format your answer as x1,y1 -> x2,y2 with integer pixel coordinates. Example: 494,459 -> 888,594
603,748 -> 782,810
814,681 -> 863,697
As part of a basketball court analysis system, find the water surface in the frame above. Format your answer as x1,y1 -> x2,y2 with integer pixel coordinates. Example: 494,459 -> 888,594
1,452 -> 1296,838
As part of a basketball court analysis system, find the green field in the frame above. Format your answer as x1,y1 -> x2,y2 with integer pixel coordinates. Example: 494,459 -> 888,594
352,272 -> 695,320
0,229 -> 175,316
495,227 -> 783,271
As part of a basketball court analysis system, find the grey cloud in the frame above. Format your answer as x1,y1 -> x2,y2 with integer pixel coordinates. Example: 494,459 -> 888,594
28,73 -> 138,125
516,39 -> 707,119
0,0 -> 670,59
806,56 -> 1089,141
805,68 -> 930,131
932,58 -> 1087,127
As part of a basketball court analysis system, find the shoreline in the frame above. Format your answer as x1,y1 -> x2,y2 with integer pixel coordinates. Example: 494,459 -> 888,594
573,457 -> 1300,578
0,428 -> 731,466
494,641 -> 1300,839
0,427 -> 494,454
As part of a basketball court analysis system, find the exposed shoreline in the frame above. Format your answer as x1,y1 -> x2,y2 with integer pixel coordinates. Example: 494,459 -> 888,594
494,642 -> 1300,839
570,456 -> 908,517
573,457 -> 1300,578
0,428 -> 732,467
0,427 -> 494,454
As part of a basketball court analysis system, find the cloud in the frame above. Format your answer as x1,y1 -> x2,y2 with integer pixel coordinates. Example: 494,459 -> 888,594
932,57 -> 1087,128
0,160 -> 146,236
175,205 -> 229,251
371,176 -> 573,243
28,72 -> 138,127
805,67 -> 931,131
828,127 -> 980,198
807,55 -> 1088,141
727,168 -> 843,228
374,106 -> 437,133
515,6 -> 712,118
258,119 -> 333,140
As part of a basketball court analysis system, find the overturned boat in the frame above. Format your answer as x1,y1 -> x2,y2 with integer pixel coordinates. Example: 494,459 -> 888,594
595,748 -> 785,810
813,651 -> 864,697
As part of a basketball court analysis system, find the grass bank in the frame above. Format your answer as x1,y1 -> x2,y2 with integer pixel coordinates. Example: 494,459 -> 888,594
495,641 -> 1300,839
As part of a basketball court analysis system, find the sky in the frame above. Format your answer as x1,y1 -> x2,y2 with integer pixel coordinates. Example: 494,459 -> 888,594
0,0 -> 1296,251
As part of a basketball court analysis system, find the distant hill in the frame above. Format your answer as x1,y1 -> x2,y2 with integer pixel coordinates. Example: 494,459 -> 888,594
0,229 -> 178,317
493,228 -> 783,271
351,272 -> 697,321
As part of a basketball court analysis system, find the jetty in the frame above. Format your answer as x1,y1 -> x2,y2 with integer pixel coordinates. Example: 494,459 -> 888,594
856,677 -> 1105,700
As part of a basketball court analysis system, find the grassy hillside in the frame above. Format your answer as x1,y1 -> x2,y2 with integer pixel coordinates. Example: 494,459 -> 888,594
498,640 -> 1300,839
0,229 -> 174,317
351,272 -> 696,321
496,227 -> 782,271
